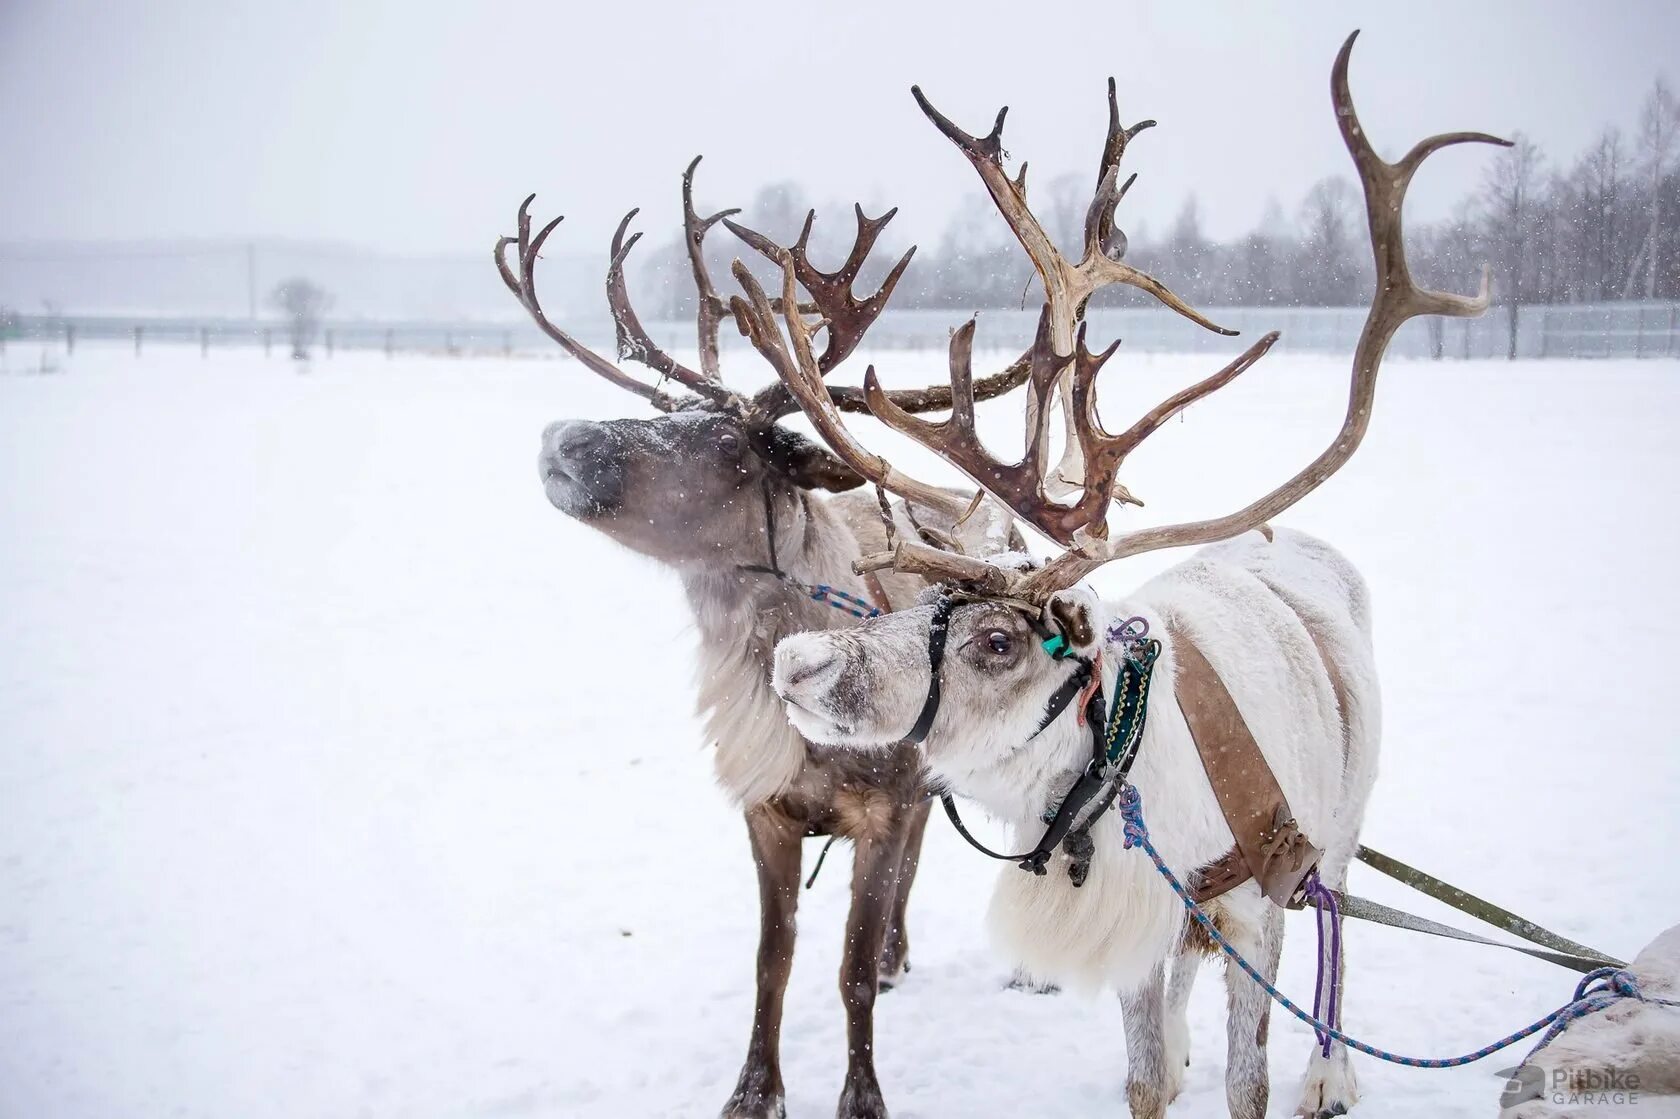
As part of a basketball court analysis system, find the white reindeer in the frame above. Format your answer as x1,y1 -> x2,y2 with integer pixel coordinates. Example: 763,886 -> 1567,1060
738,33 -> 1506,1118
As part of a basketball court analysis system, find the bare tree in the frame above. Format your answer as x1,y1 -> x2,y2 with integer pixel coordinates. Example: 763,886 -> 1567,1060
1298,175 -> 1361,305
1479,132 -> 1544,358
1574,129 -> 1627,300
1625,78 -> 1680,299
268,277 -> 332,360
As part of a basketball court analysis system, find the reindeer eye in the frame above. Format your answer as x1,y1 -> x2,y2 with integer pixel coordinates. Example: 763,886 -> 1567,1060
985,630 -> 1013,655
718,431 -> 741,456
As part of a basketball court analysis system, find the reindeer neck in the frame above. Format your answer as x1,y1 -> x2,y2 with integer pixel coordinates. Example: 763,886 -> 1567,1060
682,488 -> 867,643
678,487 -> 870,806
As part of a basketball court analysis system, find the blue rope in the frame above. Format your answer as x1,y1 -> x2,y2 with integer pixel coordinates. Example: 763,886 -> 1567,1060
807,583 -> 882,620
1115,784 -> 1676,1068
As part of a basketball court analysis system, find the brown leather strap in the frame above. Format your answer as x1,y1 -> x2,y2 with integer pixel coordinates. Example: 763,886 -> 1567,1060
1171,628 -> 1322,908
861,569 -> 893,615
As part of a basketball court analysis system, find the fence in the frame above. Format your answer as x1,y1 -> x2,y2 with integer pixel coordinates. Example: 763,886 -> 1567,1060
2,302 -> 1677,361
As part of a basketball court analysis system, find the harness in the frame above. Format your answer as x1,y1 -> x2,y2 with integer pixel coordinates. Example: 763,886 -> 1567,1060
916,593 -> 1162,879
926,594 -> 1323,904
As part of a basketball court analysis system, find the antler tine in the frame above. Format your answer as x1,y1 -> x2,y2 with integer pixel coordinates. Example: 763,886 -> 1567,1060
1016,30 -> 1509,602
1085,78 -> 1155,260
681,156 -> 743,381
913,83 -> 1235,503
725,205 -> 917,373
1068,327 -> 1282,534
727,201 -> 1037,425
728,253 -> 975,519
607,209 -> 734,403
495,197 -> 693,411
865,307 -> 1085,543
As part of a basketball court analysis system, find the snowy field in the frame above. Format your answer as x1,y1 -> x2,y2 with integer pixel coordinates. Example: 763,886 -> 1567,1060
2,340 -> 1677,1118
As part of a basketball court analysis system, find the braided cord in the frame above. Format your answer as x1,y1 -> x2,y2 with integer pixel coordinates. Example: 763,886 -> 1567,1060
1115,784 -> 1671,1068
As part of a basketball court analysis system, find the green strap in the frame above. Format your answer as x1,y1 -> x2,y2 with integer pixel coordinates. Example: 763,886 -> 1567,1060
1354,844 -> 1624,967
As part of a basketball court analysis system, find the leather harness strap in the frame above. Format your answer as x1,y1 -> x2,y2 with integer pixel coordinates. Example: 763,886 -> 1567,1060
1170,628 -> 1323,909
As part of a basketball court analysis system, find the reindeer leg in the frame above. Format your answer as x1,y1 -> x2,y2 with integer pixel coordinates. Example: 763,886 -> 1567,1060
1224,905 -> 1284,1119
1118,961 -> 1169,1119
1296,863 -> 1358,1119
722,808 -> 801,1119
877,798 -> 929,990
1163,949 -> 1199,1103
835,819 -> 909,1119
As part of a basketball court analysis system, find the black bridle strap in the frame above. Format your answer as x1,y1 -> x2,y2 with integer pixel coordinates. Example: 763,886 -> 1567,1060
938,676 -> 1110,875
903,593 -> 958,744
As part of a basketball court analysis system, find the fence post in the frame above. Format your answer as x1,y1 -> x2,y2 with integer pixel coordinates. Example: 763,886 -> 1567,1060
1538,309 -> 1550,359
325,329 -> 334,358
1461,318 -> 1471,360
1669,303 -> 1678,358
385,328 -> 394,359
134,325 -> 143,357
263,328 -> 272,357
503,329 -> 512,358
201,326 -> 210,358
445,331 -> 456,357
65,322 -> 76,355
1429,316 -> 1443,360
1635,305 -> 1646,359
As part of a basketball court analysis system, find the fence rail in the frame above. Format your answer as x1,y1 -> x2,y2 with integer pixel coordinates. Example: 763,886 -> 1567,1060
2,302 -> 1677,361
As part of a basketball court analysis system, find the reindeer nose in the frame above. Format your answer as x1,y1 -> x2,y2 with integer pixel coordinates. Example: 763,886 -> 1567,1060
772,636 -> 844,701
542,420 -> 608,462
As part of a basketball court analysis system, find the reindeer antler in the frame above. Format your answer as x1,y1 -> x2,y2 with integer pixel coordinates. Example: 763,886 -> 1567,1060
1007,30 -> 1510,600
730,250 -> 978,517
810,33 -> 1506,604
911,80 -> 1238,496
496,195 -> 738,410
499,159 -> 1037,429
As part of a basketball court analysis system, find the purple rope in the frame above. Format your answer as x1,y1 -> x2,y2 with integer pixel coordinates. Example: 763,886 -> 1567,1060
1106,616 -> 1150,655
1302,869 -> 1343,1057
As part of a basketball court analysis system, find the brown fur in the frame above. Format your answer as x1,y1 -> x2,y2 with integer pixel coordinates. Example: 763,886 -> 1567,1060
538,413 -> 1020,1119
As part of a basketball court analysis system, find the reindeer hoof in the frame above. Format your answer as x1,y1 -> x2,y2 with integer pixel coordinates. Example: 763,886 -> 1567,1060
1295,1057 -> 1358,1118
877,957 -> 909,993
836,1076 -> 889,1119
722,1067 -> 785,1119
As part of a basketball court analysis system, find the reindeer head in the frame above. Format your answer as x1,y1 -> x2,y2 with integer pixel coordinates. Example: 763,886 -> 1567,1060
502,158 -> 1033,570
537,410 -> 859,565
769,33 -> 1505,777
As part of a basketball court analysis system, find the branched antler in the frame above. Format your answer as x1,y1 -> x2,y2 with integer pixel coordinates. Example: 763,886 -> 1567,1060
777,32 -> 1507,604
730,251 -> 977,517
495,195 -> 736,410
911,80 -> 1238,495
498,158 -> 1036,431
1010,30 -> 1510,600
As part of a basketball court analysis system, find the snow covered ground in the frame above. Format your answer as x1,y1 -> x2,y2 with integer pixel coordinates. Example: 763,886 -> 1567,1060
2,340 -> 1677,1118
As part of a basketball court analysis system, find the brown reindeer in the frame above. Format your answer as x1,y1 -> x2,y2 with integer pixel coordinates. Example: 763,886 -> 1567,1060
496,162 -> 1032,1118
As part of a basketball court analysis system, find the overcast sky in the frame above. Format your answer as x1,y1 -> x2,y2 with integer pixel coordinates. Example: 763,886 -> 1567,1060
4,0 -> 1677,257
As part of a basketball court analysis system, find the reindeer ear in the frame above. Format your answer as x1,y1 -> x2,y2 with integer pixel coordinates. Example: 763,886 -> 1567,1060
1048,589 -> 1100,652
760,427 -> 866,492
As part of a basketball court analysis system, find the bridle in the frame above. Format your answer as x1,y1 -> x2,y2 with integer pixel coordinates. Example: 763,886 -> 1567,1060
737,476 -> 883,620
913,591 -> 1161,881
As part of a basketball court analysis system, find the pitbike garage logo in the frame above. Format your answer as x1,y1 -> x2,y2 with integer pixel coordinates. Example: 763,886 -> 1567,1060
1497,1064 -> 1643,1109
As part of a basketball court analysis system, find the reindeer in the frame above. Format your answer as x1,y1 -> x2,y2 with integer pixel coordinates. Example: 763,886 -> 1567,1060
759,34 -> 1506,1119
496,161 -> 1037,1118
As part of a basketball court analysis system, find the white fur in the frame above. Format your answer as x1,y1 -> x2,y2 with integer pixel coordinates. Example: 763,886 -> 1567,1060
970,531 -> 1378,994
773,527 -> 1380,1115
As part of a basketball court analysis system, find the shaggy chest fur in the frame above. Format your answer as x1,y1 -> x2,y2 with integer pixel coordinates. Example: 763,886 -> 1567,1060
684,493 -> 930,813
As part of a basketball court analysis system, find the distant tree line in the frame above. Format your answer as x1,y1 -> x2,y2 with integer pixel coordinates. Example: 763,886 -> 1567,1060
638,79 -> 1679,358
